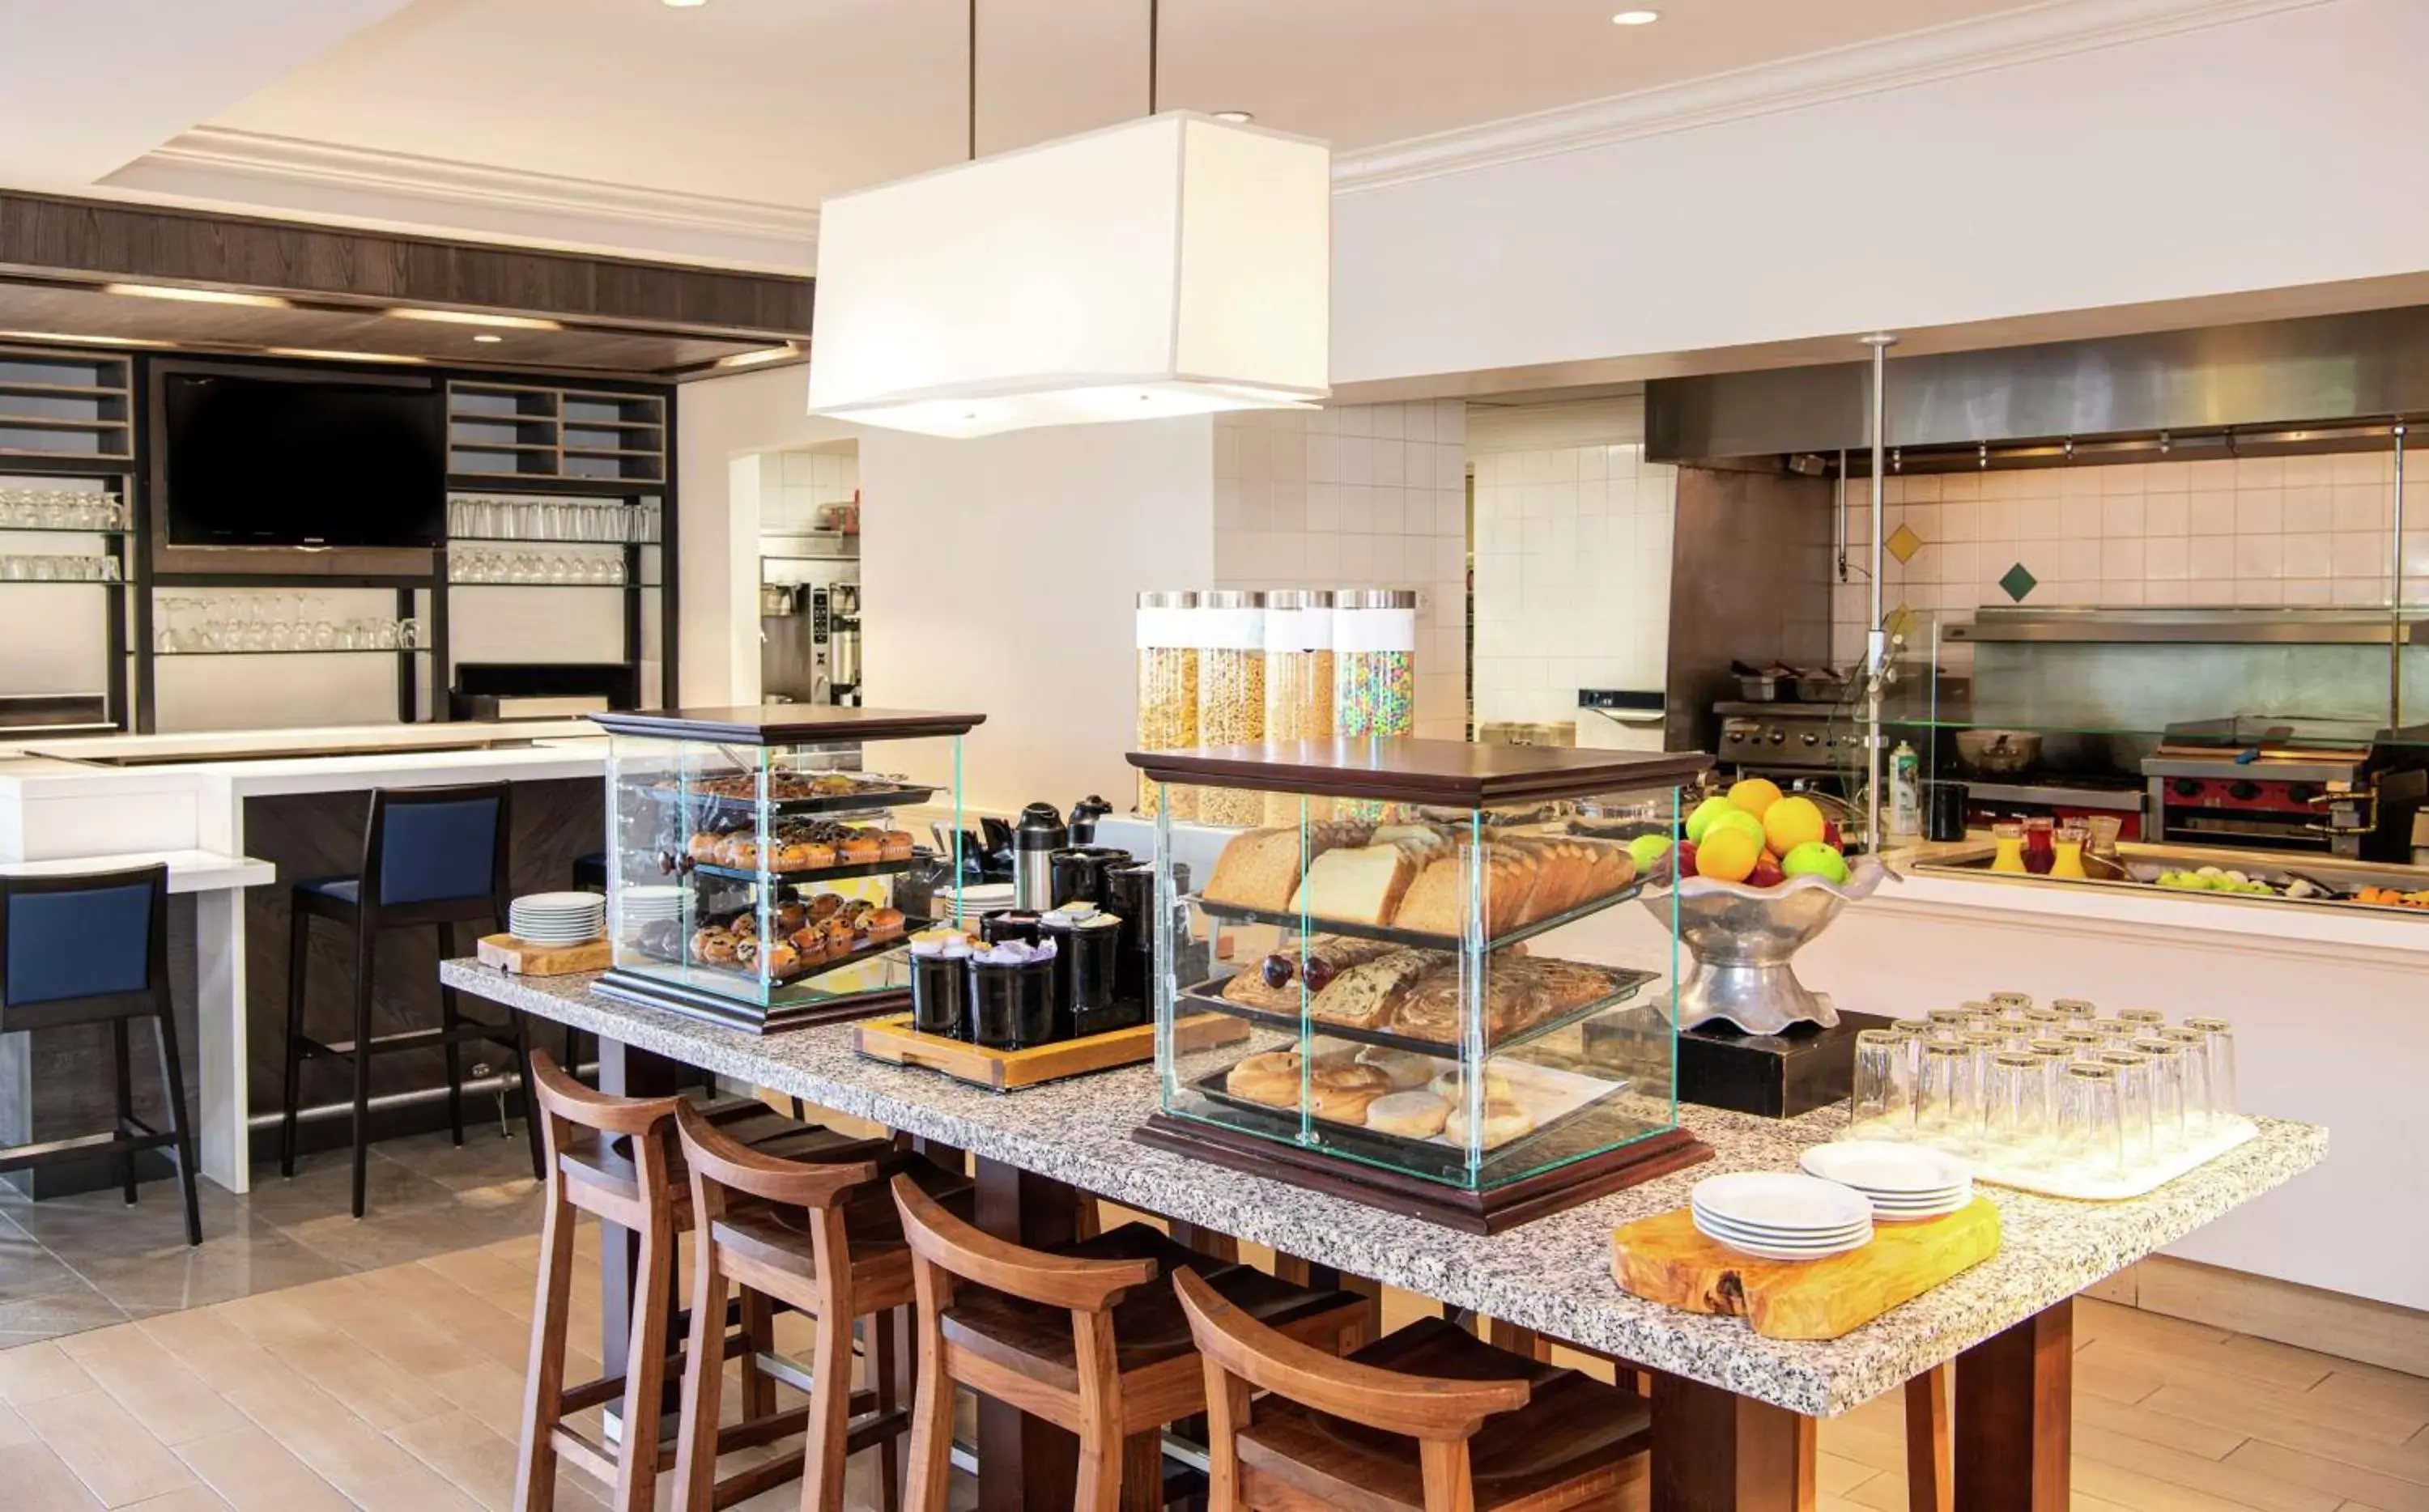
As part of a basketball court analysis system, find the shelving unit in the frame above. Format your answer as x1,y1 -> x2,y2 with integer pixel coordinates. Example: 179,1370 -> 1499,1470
0,348 -> 134,462
448,380 -> 666,483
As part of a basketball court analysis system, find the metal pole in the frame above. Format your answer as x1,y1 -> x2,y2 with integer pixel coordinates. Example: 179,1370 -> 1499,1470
1833,448 -> 1848,582
2394,421 -> 2409,731
1861,333 -> 1898,850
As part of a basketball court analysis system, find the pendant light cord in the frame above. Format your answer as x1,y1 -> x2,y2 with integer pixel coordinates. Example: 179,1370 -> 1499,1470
1147,0 -> 1159,115
967,0 -> 977,160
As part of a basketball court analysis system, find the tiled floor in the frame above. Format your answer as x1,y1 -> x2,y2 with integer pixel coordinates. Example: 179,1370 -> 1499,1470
1,1212 -> 2423,1512
0,1124 -> 547,1348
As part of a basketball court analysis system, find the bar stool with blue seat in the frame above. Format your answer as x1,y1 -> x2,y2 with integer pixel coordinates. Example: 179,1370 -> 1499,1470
0,863 -> 202,1245
279,781 -> 544,1217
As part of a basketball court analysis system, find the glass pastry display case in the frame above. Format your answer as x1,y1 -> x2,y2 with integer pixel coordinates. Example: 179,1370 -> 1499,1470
1128,738 -> 1713,1232
592,706 -> 984,1033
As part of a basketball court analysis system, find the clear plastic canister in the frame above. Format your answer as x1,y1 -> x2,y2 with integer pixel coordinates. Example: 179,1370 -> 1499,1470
1262,589 -> 1335,743
1195,589 -> 1266,826
1134,590 -> 1198,818
1334,588 -> 1418,738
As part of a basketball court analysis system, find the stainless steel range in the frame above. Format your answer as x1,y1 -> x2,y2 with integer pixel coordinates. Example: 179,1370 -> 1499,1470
1713,700 -> 1866,774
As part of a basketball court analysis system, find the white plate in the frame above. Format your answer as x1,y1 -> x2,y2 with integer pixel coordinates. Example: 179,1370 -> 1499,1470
1695,1220 -> 1873,1264
1801,1141 -> 1973,1195
1700,1213 -> 1865,1252
1689,1197 -> 1874,1235
1691,1172 -> 1874,1234
513,892 -> 604,913
1870,1199 -> 1972,1224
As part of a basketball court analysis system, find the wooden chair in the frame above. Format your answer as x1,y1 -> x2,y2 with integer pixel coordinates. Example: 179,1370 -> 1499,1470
1174,1268 -> 1653,1512
891,1174 -> 1370,1512
513,1051 -> 891,1512
670,1098 -> 974,1512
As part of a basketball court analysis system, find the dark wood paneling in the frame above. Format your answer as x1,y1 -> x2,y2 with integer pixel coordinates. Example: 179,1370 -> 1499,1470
0,191 -> 811,338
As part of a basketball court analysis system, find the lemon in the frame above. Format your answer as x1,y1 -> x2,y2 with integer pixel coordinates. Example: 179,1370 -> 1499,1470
1763,795 -> 1827,855
1695,826 -> 1763,884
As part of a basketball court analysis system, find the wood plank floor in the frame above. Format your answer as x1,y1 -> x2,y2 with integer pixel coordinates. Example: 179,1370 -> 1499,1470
0,1218 -> 2421,1512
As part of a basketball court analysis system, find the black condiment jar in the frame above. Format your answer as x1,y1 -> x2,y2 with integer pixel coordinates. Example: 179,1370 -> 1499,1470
908,941 -> 971,1040
968,947 -> 1056,1050
979,909 -> 1043,946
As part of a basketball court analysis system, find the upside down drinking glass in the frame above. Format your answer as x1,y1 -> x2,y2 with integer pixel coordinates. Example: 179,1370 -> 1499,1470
1852,1028 -> 1912,1138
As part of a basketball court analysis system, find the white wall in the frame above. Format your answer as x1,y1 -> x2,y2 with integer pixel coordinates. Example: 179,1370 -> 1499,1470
1330,0 -> 2429,385
1468,399 -> 1677,741
857,417 -> 1215,815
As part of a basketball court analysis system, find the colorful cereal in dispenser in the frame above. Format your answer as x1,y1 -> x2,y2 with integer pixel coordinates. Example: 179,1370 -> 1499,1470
1133,590 -> 1198,818
1334,588 -> 1418,737
1194,590 -> 1267,826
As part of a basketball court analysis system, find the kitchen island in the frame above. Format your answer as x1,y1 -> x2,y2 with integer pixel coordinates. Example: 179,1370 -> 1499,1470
441,958 -> 2325,1510
0,721 -> 609,1191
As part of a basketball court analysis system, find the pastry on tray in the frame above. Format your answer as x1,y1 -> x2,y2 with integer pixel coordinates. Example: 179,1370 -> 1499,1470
1224,1050 -> 1304,1107
1445,1094 -> 1537,1149
1306,950 -> 1433,1030
1363,1089 -> 1451,1138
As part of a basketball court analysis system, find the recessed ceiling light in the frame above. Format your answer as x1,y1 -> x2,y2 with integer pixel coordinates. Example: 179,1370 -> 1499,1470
386,308 -> 563,330
714,344 -> 801,369
266,347 -> 428,364
472,333 -> 504,343
103,282 -> 290,308
0,330 -> 176,348
1212,110 -> 1254,124
1612,9 -> 1661,23
662,0 -> 708,7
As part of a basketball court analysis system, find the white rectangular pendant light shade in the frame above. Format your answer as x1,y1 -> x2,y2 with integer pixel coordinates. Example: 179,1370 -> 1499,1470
806,112 -> 1330,439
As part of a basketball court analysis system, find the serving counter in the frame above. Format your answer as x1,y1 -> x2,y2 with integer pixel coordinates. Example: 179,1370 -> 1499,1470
0,720 -> 608,1191
440,957 -> 2323,1510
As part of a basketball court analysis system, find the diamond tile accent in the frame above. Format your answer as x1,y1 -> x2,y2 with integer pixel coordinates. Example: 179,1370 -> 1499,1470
1998,562 -> 2038,601
1884,602 -> 1916,642
1887,522 -> 1924,563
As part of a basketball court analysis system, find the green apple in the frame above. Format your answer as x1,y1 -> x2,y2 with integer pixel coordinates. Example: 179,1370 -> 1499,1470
1706,808 -> 1768,851
1780,841 -> 1851,886
1684,796 -> 1737,845
1627,833 -> 1673,872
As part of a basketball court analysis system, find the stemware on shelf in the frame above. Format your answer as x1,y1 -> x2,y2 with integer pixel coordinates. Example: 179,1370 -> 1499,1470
446,494 -> 661,546
0,488 -> 125,531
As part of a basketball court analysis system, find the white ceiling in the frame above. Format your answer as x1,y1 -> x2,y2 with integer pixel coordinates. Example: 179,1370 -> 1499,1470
197,0 -> 2050,207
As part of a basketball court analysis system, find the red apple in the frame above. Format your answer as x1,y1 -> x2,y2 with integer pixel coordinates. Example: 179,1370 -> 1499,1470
1673,840 -> 1697,881
1822,819 -> 1844,849
1749,858 -> 1786,889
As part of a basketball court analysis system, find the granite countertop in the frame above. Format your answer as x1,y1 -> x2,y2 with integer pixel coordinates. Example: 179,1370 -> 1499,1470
444,961 -> 2329,1417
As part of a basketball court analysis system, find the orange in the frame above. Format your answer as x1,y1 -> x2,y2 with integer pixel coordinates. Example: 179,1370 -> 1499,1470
1763,795 -> 1827,855
1728,776 -> 1785,818
1695,826 -> 1762,884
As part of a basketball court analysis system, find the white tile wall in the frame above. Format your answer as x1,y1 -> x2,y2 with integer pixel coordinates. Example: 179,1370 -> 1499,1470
762,446 -> 858,533
1469,443 -> 1678,732
1831,448 -> 2429,664
1214,402 -> 1469,738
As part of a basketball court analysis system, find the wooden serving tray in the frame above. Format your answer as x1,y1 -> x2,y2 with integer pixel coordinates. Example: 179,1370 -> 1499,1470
477,933 -> 611,976
1610,1196 -> 2001,1340
854,1012 -> 1250,1091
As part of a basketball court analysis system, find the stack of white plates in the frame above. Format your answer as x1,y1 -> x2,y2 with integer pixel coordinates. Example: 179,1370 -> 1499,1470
1799,1141 -> 1973,1223
510,891 -> 606,945
1691,1172 -> 1874,1261
619,886 -> 684,925
938,883 -> 1015,923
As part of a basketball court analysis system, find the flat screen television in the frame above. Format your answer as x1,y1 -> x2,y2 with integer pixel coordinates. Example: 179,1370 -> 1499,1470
164,374 -> 446,547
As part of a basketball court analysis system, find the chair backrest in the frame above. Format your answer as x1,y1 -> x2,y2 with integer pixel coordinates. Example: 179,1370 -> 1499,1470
525,1048 -> 684,1225
1173,1264 -> 1528,1448
362,782 -> 511,916
891,1173 -> 1155,1314
0,864 -> 168,1026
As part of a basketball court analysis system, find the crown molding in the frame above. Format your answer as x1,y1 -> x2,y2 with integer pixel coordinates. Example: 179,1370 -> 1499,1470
1332,0 -> 2331,194
100,126 -> 818,274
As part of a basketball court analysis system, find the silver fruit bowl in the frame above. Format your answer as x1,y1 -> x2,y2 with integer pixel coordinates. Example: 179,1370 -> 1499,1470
1638,857 -> 1887,1035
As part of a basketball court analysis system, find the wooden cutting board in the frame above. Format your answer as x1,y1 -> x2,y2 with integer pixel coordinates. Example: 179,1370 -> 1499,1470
855,1012 -> 1249,1091
477,933 -> 612,976
1610,1196 -> 2001,1340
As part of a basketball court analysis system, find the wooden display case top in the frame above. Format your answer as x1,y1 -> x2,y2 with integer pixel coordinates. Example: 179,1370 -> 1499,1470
1127,738 -> 1710,805
591,705 -> 985,745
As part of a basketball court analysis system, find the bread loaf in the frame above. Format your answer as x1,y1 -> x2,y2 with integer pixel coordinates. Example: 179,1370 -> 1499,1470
1306,949 -> 1431,1029
1288,843 -> 1416,926
1204,828 -> 1304,912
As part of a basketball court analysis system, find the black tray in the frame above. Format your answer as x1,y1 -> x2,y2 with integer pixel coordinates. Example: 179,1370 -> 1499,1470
687,852 -> 927,886
649,782 -> 939,818
1186,881 -> 1644,954
1187,1065 -> 1630,1183
1176,964 -> 1659,1060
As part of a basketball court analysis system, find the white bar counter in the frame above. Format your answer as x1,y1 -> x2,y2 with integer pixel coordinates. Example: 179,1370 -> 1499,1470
0,720 -> 608,1191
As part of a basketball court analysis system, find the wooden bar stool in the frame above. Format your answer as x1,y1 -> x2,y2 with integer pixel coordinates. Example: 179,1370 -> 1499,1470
279,781 -> 542,1216
670,1100 -> 974,1512
0,865 -> 201,1243
892,1174 -> 1369,1512
1175,1268 -> 1653,1512
514,1051 -> 892,1512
